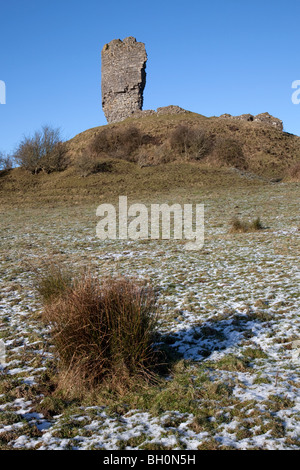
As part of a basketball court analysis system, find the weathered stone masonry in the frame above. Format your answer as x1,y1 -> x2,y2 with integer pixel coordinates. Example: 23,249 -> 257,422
101,37 -> 147,123
101,37 -> 284,132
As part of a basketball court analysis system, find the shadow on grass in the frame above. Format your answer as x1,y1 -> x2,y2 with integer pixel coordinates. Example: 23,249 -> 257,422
28,306 -> 271,422
154,308 -> 272,366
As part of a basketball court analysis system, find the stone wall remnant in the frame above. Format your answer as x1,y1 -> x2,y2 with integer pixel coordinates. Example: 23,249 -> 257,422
220,112 -> 283,131
101,37 -> 147,123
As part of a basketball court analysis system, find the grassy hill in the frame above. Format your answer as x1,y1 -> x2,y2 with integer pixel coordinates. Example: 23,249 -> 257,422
1,110 -> 300,450
1,109 -> 300,207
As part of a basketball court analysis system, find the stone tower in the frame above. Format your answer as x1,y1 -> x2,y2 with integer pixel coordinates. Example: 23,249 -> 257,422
101,37 -> 147,123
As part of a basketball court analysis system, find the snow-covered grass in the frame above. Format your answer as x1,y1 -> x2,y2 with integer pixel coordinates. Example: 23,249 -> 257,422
0,182 -> 299,450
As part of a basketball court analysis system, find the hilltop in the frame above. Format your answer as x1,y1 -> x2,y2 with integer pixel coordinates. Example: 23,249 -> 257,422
0,108 -> 300,207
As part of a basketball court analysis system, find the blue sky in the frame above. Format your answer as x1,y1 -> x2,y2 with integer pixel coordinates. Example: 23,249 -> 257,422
0,0 -> 299,155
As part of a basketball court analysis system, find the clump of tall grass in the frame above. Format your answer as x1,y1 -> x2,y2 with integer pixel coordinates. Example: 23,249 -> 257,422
229,216 -> 264,233
35,264 -> 73,304
41,272 -> 158,392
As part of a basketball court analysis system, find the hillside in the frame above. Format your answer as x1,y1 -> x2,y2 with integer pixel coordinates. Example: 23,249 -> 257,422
1,108 -> 300,450
66,109 -> 300,175
1,169 -> 299,450
1,108 -> 300,207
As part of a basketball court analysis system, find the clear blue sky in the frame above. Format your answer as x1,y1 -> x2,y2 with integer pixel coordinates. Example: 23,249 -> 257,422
1,0 -> 299,155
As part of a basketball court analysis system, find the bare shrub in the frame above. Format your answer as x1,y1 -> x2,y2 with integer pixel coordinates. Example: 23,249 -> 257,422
90,127 -> 120,156
90,126 -> 155,161
0,153 -> 13,171
91,127 -> 142,158
169,125 -> 213,160
119,126 -> 145,158
137,144 -> 174,167
42,274 -> 158,391
214,137 -> 246,169
13,125 -> 68,174
41,141 -> 68,174
75,152 -> 113,176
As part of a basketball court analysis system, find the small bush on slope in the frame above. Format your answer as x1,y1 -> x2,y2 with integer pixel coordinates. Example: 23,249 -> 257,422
13,125 -> 68,174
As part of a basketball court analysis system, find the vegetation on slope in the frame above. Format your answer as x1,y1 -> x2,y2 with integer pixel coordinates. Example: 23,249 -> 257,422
1,110 -> 300,207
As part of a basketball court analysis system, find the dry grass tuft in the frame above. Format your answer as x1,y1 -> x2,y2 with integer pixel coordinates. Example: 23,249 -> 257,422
35,264 -> 73,304
42,273 -> 158,392
229,216 -> 264,233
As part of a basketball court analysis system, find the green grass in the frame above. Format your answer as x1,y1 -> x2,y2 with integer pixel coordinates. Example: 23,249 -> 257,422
0,174 -> 299,450
0,162 -> 268,208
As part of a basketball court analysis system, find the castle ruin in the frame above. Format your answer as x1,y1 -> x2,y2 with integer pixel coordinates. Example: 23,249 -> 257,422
101,37 -> 284,132
101,37 -> 147,124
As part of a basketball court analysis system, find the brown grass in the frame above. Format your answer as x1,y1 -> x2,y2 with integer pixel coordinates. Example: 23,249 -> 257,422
35,263 -> 73,304
169,124 -> 213,160
89,125 -> 157,162
42,273 -> 158,392
285,161 -> 300,181
65,111 -> 300,179
229,216 -> 264,233
2,110 -> 300,208
0,162 -> 270,209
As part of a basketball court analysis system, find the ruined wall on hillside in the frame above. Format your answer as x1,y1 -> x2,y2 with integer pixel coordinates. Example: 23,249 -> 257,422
101,37 -> 147,123
220,112 -> 283,131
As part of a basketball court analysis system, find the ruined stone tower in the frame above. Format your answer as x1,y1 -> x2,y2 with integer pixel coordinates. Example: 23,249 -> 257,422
101,37 -> 147,123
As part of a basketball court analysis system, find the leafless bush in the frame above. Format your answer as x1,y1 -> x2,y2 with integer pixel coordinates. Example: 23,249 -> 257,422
136,144 -> 174,167
75,152 -> 113,176
0,153 -> 13,171
214,137 -> 246,169
13,125 -> 68,174
286,161 -> 300,181
90,126 -> 155,161
169,125 -> 213,160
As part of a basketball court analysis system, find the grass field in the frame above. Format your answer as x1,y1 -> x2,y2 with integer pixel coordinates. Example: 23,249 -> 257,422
0,170 -> 299,450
